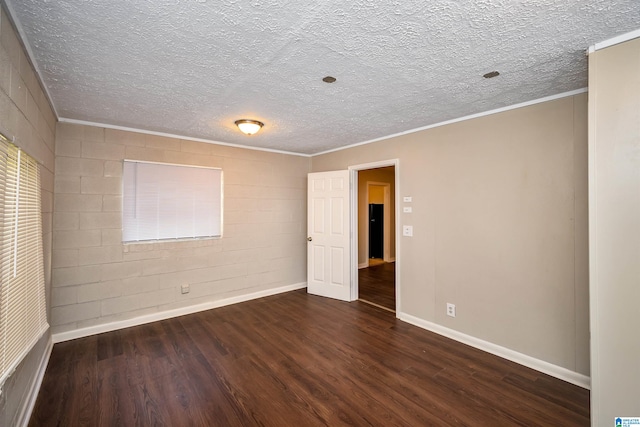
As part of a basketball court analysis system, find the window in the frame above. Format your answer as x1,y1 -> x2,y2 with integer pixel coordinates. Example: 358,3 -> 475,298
122,160 -> 223,242
0,135 -> 49,387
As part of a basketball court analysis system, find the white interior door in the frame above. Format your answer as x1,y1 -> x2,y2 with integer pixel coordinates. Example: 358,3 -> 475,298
307,170 -> 351,301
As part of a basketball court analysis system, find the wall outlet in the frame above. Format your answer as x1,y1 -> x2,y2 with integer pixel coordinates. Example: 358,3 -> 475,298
402,225 -> 413,236
181,284 -> 190,294
446,303 -> 456,318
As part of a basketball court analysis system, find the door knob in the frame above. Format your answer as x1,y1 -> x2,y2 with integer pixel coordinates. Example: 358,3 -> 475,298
307,237 -> 312,241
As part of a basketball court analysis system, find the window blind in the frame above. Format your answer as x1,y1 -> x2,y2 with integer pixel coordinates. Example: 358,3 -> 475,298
122,160 -> 223,242
0,136 -> 49,388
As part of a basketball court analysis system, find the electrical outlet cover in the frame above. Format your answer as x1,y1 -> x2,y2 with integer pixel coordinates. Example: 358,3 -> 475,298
446,303 -> 456,317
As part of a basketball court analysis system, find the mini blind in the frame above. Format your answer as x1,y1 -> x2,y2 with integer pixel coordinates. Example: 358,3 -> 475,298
122,160 -> 223,242
0,136 -> 49,388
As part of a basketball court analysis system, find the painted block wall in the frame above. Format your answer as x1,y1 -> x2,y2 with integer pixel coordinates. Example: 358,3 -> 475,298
312,94 -> 590,377
0,6 -> 56,426
51,123 -> 310,334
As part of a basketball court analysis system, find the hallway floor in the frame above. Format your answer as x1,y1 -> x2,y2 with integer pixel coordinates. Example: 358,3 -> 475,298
358,261 -> 395,311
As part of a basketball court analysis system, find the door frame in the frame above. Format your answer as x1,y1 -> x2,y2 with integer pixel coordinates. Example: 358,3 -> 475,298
348,159 -> 400,314
365,181 -> 392,264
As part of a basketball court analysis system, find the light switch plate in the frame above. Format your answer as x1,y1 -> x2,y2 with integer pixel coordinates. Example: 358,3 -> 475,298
403,206 -> 412,213
403,196 -> 412,202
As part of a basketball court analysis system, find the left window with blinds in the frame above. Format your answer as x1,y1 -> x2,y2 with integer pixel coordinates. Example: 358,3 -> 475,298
0,136 -> 49,387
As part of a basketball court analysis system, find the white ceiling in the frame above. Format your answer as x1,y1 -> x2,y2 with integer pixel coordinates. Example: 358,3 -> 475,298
5,1 -> 640,155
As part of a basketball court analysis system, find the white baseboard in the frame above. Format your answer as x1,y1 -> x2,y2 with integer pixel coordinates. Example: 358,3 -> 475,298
53,282 -> 307,343
397,311 -> 591,390
18,334 -> 53,427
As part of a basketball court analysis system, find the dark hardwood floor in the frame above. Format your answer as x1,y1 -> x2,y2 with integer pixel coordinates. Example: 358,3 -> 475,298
359,261 -> 395,311
30,290 -> 589,426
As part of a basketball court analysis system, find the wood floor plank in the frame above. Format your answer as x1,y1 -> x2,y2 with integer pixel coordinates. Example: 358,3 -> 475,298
29,289 -> 589,426
96,329 -> 123,362
359,261 -> 395,310
96,355 -> 139,426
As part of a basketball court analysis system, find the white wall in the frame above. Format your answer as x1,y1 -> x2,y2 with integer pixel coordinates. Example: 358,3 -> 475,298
588,36 -> 640,425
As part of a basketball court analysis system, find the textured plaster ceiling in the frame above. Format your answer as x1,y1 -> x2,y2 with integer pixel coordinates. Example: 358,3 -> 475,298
6,1 -> 640,155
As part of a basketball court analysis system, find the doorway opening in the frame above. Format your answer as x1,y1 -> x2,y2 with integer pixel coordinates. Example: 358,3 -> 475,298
352,164 -> 397,313
365,182 -> 390,263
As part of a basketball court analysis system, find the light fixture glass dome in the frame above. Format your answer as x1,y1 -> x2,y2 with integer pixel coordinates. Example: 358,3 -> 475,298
235,119 -> 264,135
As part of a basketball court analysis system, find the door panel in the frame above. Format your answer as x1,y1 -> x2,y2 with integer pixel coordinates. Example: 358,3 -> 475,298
331,198 -> 344,234
312,198 -> 325,233
307,170 -> 351,301
312,245 -> 324,282
331,246 -> 344,285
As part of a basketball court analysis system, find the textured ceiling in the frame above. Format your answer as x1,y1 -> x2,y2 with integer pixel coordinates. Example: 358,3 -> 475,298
6,0 -> 640,155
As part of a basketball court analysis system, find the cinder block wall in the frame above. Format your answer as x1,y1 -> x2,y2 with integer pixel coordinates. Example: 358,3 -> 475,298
52,123 -> 310,335
0,7 -> 56,426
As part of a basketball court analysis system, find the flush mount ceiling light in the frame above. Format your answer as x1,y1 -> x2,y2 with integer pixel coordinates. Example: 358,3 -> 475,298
234,119 -> 264,136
